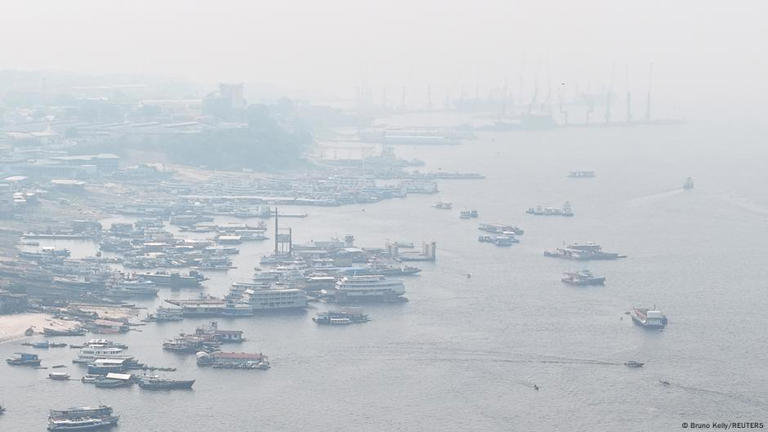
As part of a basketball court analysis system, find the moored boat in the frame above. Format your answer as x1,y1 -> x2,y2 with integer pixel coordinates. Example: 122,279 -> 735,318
49,405 -> 113,420
313,309 -> 370,325
49,372 -> 71,380
137,375 -> 195,390
6,352 -> 41,366
47,416 -> 119,431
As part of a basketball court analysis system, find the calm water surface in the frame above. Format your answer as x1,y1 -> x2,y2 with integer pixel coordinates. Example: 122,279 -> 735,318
2,120 -> 768,431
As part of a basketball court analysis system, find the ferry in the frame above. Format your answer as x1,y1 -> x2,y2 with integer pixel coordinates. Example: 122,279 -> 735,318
80,339 -> 128,349
568,170 -> 595,178
332,275 -> 406,303
631,307 -> 668,329
144,306 -> 184,322
526,202 -> 574,217
544,243 -> 625,260
478,223 -> 524,235
338,264 -> 422,277
73,347 -> 129,364
313,309 -> 370,325
478,235 -> 518,246
47,416 -> 119,431
113,280 -> 158,297
49,405 -> 113,420
561,270 -> 605,286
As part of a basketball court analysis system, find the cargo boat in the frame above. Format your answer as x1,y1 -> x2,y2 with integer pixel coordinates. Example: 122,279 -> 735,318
49,372 -> 70,380
631,307 -> 668,329
6,352 -> 41,366
196,351 -> 270,369
561,270 -> 605,286
137,376 -> 195,390
683,177 -> 694,190
544,243 -> 625,260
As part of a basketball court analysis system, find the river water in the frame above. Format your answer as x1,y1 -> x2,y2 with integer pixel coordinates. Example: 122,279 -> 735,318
2,117 -> 768,431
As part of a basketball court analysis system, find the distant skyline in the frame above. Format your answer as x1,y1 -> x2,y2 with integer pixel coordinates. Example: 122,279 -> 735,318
1,0 -> 765,115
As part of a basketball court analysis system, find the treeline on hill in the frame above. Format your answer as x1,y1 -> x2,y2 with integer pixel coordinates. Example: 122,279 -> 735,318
76,103 -> 313,171
160,104 -> 313,170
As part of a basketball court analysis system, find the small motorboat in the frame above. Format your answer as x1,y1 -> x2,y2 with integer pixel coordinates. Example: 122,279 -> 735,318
659,380 -> 670,386
48,372 -> 70,381
624,361 -> 644,368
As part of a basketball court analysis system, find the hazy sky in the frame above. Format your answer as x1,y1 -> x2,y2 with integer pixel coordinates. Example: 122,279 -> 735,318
1,0 -> 765,106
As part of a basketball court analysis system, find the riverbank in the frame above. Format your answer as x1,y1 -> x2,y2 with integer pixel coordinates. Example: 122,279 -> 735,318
0,313 -> 80,344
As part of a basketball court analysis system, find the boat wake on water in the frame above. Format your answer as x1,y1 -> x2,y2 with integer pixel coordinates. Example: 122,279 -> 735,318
722,196 -> 768,216
665,382 -> 768,410
626,188 -> 685,206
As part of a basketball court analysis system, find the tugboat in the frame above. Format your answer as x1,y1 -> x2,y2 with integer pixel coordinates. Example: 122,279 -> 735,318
683,177 -> 694,190
631,307 -> 668,329
624,360 -> 645,368
561,270 -> 605,286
